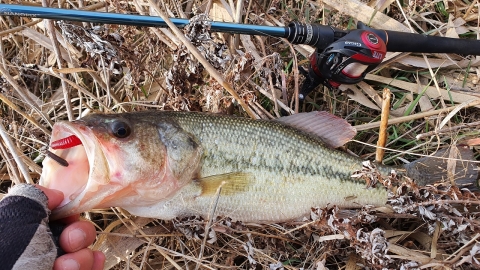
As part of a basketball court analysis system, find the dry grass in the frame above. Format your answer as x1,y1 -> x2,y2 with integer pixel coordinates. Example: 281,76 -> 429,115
0,0 -> 480,268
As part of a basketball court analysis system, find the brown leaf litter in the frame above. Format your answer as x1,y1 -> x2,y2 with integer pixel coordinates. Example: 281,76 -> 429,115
0,0 -> 479,268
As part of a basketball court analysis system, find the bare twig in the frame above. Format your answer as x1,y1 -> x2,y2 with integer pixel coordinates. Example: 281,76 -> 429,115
146,0 -> 257,119
355,99 -> 480,131
0,64 -> 53,127
195,182 -> 224,270
285,41 -> 300,113
0,142 -> 22,184
376,88 -> 391,163
42,0 -> 74,121
0,93 -> 50,135
0,122 -> 33,184
416,120 -> 480,139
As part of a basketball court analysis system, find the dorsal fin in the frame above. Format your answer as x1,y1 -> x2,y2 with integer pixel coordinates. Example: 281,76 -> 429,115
276,111 -> 357,148
197,172 -> 253,196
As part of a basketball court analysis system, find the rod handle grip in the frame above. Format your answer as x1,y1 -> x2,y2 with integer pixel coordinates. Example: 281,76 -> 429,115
357,22 -> 480,55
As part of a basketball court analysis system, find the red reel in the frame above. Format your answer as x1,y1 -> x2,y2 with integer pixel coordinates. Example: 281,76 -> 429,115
312,30 -> 386,87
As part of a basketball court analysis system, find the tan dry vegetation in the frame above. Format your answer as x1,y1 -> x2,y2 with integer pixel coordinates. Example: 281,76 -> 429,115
0,0 -> 479,268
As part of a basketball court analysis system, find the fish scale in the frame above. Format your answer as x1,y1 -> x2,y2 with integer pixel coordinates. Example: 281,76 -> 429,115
125,112 -> 389,222
170,112 -> 364,177
41,111 -> 478,222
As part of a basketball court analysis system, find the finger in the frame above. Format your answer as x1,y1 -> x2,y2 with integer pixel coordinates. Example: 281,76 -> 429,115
92,251 -> 106,270
53,249 -> 94,270
59,214 -> 81,224
35,185 -> 64,210
59,221 -> 97,253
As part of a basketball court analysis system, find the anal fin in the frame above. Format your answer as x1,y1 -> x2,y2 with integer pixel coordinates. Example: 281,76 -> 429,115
197,172 -> 253,196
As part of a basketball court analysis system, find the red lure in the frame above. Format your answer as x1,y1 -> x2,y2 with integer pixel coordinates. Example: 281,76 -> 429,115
51,135 -> 82,149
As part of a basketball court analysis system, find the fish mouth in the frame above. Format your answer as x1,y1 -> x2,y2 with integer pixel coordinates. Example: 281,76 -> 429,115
40,121 -> 105,219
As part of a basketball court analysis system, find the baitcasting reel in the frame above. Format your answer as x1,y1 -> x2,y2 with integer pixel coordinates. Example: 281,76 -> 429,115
299,29 -> 387,100
3,4 -> 480,101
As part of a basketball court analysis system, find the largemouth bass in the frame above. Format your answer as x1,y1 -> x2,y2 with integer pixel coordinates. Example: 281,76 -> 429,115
40,111 -> 478,222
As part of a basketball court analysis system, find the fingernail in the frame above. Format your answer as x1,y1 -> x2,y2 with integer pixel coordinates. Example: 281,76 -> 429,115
62,259 -> 80,270
68,228 -> 86,251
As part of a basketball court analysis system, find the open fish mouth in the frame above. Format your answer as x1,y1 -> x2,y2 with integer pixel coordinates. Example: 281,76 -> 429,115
40,121 -> 103,219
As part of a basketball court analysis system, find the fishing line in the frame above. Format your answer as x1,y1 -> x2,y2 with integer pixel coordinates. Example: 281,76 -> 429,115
350,139 -> 480,164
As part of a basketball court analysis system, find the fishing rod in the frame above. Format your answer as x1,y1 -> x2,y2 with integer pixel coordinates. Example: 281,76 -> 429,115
2,3 -> 480,98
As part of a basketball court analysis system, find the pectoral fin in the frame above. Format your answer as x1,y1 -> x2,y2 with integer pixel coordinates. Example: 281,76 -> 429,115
197,172 -> 253,196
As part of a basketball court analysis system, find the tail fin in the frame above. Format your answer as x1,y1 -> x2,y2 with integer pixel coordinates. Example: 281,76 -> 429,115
403,145 -> 479,191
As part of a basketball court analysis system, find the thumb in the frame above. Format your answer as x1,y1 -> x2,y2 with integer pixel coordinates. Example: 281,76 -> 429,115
0,184 -> 57,269
35,184 -> 64,210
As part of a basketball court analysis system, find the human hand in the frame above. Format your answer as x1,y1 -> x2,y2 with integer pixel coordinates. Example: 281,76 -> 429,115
0,184 -> 105,270
38,185 -> 105,270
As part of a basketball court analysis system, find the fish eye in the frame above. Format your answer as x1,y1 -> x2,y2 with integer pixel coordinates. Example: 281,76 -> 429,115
111,121 -> 131,138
